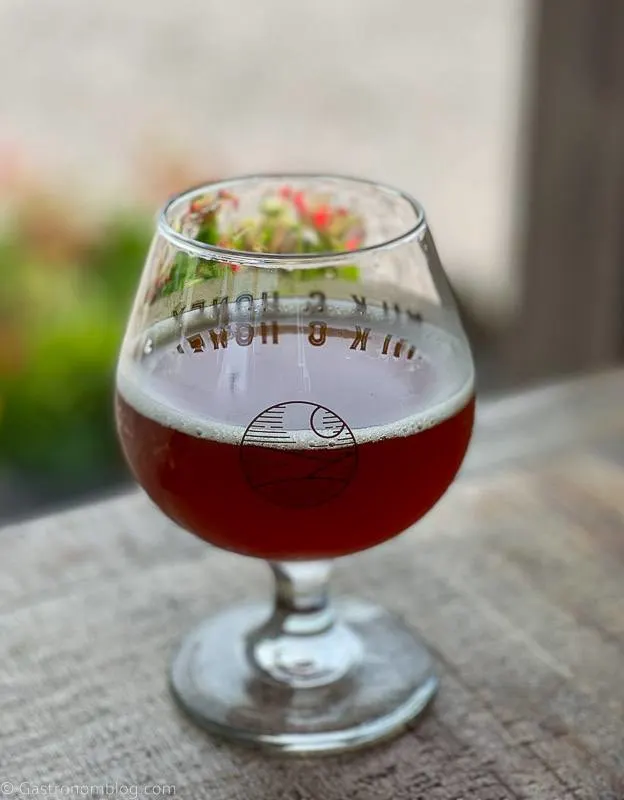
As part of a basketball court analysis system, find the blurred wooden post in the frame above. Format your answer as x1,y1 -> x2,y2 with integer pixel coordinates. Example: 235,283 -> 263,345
505,0 -> 624,385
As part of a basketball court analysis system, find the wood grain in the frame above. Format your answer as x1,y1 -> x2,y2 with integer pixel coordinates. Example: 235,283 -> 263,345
1,369 -> 624,798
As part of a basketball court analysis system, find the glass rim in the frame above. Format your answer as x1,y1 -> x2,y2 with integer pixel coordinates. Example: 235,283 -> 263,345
157,173 -> 427,267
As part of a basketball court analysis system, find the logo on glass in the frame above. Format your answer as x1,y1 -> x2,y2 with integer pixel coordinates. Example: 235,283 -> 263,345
240,402 -> 358,509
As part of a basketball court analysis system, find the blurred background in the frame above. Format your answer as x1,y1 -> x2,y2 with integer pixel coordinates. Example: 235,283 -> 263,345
1,0 -> 623,523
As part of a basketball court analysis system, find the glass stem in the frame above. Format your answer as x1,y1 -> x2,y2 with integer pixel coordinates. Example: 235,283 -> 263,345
272,560 -> 335,634
246,560 -> 361,688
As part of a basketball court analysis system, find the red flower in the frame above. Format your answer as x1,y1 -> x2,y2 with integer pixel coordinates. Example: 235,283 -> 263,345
279,185 -> 293,199
312,205 -> 332,229
228,262 -> 241,272
293,191 -> 307,215
218,189 -> 239,209
344,236 -> 362,251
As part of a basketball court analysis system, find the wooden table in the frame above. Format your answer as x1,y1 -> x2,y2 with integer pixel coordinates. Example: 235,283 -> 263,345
2,369 -> 624,798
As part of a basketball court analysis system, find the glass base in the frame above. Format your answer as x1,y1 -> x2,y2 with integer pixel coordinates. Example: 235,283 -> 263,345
169,599 -> 438,755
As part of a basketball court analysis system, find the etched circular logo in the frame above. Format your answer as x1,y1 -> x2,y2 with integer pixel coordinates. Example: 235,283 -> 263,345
240,401 -> 358,509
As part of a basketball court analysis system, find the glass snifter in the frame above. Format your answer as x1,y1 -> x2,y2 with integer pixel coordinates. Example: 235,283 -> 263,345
115,174 -> 475,754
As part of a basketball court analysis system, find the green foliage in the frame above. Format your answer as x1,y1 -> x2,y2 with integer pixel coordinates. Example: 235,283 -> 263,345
195,211 -> 220,246
88,215 -> 153,305
148,186 -> 363,303
0,212 -> 151,484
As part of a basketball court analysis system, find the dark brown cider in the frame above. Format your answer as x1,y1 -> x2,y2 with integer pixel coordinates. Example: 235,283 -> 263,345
116,317 -> 474,560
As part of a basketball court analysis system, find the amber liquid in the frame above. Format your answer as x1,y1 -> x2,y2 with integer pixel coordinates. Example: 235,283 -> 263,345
116,316 -> 474,560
